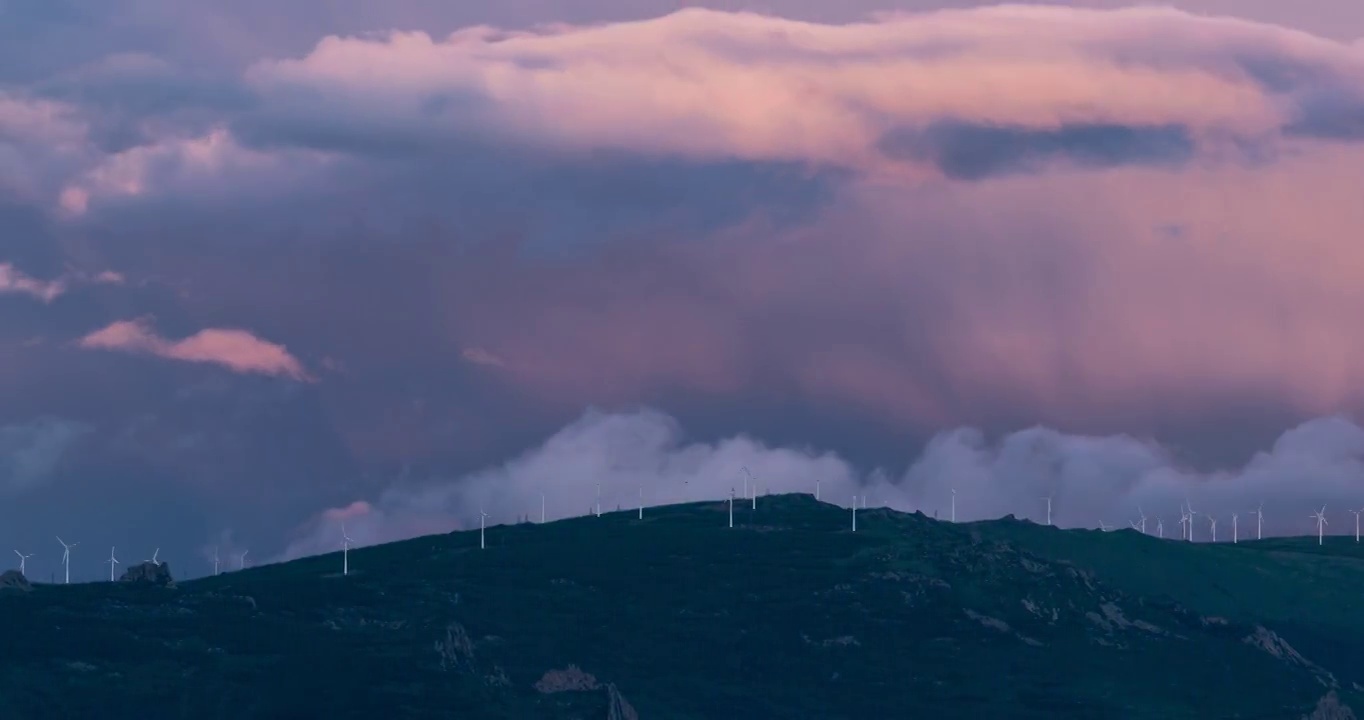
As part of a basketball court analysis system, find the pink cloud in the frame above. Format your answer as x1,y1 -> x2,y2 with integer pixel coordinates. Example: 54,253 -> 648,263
0,264 -> 65,302
241,6 -> 1363,173
78,318 -> 311,380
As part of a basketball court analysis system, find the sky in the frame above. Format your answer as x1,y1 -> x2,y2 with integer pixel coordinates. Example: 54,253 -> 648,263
4,0 -> 1364,579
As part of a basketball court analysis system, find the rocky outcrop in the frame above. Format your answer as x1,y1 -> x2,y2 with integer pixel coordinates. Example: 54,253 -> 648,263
1303,692 -> 1356,720
120,561 -> 175,587
0,569 -> 32,593
535,665 -> 600,693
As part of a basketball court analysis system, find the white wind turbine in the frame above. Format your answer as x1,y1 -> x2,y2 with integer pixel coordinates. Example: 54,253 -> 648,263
1311,506 -> 1328,545
815,478 -> 821,501
728,488 -> 735,528
213,546 -> 220,576
1232,512 -> 1239,544
1098,521 -> 1111,532
479,505 -> 488,550
1178,512 -> 1187,540
13,550 -> 32,574
341,523 -> 353,575
56,536 -> 78,584
852,495 -> 858,532
638,487 -> 644,520
1253,501 -> 1263,540
107,546 -> 120,581
147,548 -> 160,566
950,488 -> 956,523
237,549 -> 249,570
1350,508 -> 1361,543
1041,495 -> 1052,526
540,493 -> 546,524
1185,500 -> 1198,542
1207,515 -> 1217,543
595,483 -> 601,518
1155,517 -> 1164,539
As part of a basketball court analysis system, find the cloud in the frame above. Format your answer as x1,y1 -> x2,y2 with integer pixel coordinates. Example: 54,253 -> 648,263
12,5 -> 1360,216
280,408 -> 1364,561
77,318 -> 311,380
0,417 -> 92,494
460,347 -> 506,368
231,6 -> 1362,177
0,263 -> 65,302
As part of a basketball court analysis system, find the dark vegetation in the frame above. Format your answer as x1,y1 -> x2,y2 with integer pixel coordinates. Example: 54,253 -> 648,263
0,494 -> 1360,719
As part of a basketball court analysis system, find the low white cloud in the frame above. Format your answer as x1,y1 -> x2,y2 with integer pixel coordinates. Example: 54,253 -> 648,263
279,408 -> 1364,562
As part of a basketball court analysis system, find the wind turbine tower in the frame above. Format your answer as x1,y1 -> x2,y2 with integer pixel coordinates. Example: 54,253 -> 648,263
13,550 -> 32,574
595,483 -> 601,518
213,546 -> 220,576
1042,495 -> 1052,526
1255,502 -> 1263,540
1155,517 -> 1164,539
1185,501 -> 1198,542
638,486 -> 644,520
1137,506 -> 1147,534
950,488 -> 956,523
541,493 -> 546,524
56,536 -> 78,584
238,550 -> 249,570
1208,515 -> 1217,543
815,478 -> 821,501
728,488 -> 735,528
1351,508 -> 1362,543
342,523 -> 354,575
852,496 -> 858,532
1232,512 -> 1239,544
1311,506 -> 1328,546
479,505 -> 488,550
107,546 -> 119,581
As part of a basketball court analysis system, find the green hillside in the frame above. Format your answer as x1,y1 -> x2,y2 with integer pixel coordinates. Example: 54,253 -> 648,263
0,494 -> 1357,719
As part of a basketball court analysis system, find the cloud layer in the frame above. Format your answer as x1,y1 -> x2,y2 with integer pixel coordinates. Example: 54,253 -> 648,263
281,408 -> 1364,561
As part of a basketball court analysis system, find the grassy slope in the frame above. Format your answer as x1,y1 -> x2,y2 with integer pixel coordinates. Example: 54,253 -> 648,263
0,494 -> 1355,719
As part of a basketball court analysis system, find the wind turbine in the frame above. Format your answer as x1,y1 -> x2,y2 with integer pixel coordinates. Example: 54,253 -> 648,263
950,488 -> 956,523
147,548 -> 160,566
540,493 -> 546,524
1253,501 -> 1263,540
1351,508 -> 1362,543
342,523 -> 353,575
815,478 -> 821,501
1041,495 -> 1052,526
728,488 -> 735,528
13,550 -> 32,574
1137,506 -> 1147,534
1232,512 -> 1239,544
852,496 -> 858,532
237,549 -> 249,570
56,536 -> 78,584
595,483 -> 601,518
1155,517 -> 1164,539
1311,506 -> 1328,546
741,467 -> 752,503
213,546 -> 220,576
1177,512 -> 1187,540
638,486 -> 644,520
479,505 -> 488,550
1185,500 -> 1197,542
107,546 -> 119,581
1098,521 -> 1111,532
1207,515 -> 1217,543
